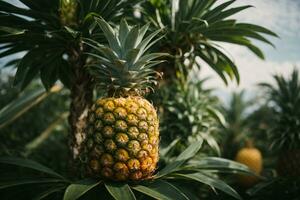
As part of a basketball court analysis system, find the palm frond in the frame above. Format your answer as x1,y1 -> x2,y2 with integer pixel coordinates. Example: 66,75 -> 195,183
140,0 -> 278,84
0,0 -> 141,90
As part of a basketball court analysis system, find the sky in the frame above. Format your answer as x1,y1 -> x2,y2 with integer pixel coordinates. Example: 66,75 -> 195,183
200,0 -> 300,100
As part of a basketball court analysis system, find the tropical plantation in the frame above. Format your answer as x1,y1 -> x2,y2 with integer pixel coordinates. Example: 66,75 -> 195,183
0,0 -> 299,199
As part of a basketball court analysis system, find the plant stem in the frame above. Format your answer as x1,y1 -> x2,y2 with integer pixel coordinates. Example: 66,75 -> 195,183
68,47 -> 93,164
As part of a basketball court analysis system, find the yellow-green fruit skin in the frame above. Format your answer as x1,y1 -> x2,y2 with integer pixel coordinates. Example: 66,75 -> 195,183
84,97 -> 159,181
235,147 -> 262,187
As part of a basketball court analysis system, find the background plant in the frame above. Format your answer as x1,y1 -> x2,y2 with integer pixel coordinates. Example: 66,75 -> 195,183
159,67 -> 224,156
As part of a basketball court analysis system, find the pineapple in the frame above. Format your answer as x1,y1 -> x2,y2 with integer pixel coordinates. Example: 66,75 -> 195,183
59,0 -> 78,26
80,18 -> 166,181
261,69 -> 300,177
235,140 -> 262,187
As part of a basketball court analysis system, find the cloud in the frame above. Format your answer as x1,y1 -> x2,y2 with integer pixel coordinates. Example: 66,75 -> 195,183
199,46 -> 300,91
199,0 -> 300,98
231,0 -> 300,37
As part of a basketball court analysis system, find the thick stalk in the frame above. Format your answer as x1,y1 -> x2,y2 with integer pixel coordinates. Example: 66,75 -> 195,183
68,49 -> 93,163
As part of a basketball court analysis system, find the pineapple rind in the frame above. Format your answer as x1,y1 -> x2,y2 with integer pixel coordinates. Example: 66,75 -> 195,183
83,96 -> 159,181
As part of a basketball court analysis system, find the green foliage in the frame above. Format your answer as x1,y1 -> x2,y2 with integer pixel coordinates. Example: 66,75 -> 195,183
260,69 -> 300,150
221,91 -> 254,158
83,17 -> 167,96
246,105 -> 276,167
246,177 -> 300,200
140,0 -> 278,83
0,0 -> 142,90
0,76 -> 19,106
159,68 -> 223,155
220,90 -> 278,165
223,91 -> 251,131
0,141 -> 254,200
0,77 -> 69,172
0,83 -> 62,129
64,179 -> 101,200
246,105 -> 274,140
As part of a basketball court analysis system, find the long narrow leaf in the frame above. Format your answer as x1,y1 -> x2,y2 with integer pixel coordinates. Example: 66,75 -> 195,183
0,157 -> 65,179
160,138 -> 180,157
135,180 -> 190,200
176,140 -> 203,161
157,140 -> 203,177
0,178 -> 65,190
0,85 -> 62,129
174,173 -> 241,200
64,179 -> 101,200
133,185 -> 169,200
32,185 -> 67,200
105,183 -> 136,200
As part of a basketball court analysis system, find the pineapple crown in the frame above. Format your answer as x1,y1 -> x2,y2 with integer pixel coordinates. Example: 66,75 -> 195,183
261,69 -> 300,150
59,0 -> 78,26
84,17 -> 167,97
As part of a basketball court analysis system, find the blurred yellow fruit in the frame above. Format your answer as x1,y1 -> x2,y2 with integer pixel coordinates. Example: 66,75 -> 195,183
235,140 -> 262,187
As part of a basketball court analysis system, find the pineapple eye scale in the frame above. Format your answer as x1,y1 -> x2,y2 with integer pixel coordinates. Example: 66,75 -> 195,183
103,113 -> 115,124
85,97 -> 159,181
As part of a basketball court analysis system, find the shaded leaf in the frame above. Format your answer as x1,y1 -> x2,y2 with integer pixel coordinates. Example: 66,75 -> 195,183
33,185 -> 67,200
64,179 -> 101,200
174,173 -> 242,200
0,178 -> 65,190
0,85 -> 62,129
134,180 -> 189,200
0,157 -> 65,179
132,185 -> 168,199
105,183 -> 136,200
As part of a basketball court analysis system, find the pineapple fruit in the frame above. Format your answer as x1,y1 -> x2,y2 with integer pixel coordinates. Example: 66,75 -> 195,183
86,97 -> 159,181
235,140 -> 262,187
80,18 -> 165,181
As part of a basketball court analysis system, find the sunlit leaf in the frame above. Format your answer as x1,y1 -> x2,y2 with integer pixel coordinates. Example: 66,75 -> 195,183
157,140 -> 203,177
176,140 -> 203,161
160,138 -> 180,157
197,157 -> 252,172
